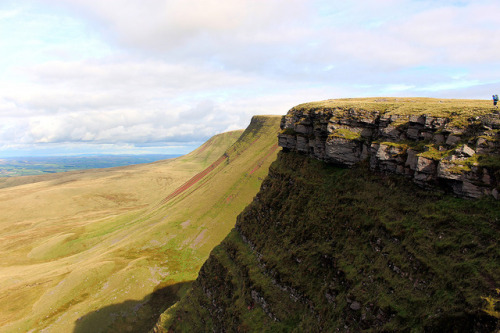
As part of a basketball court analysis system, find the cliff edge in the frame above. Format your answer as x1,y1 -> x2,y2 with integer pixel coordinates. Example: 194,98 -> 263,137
279,98 -> 500,199
153,98 -> 500,333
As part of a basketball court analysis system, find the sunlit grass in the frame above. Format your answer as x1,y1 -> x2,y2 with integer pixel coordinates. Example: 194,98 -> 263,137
0,118 -> 282,332
295,97 -> 494,117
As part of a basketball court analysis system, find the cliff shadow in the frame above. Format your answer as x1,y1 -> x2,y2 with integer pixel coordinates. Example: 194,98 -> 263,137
73,280 -> 192,333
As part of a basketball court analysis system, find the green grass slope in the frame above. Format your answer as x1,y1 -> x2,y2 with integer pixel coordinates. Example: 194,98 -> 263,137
0,116 -> 281,333
160,151 -> 500,332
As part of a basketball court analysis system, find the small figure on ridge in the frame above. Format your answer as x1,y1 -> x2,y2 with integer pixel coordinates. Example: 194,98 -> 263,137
493,94 -> 499,108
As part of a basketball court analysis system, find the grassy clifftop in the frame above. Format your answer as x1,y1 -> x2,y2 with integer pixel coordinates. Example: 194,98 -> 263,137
159,151 -> 499,332
293,97 -> 495,118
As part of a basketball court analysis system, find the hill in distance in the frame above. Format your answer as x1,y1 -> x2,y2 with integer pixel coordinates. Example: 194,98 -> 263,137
0,115 -> 281,332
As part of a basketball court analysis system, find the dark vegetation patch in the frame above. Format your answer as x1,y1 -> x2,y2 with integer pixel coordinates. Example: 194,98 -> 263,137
163,151 -> 500,332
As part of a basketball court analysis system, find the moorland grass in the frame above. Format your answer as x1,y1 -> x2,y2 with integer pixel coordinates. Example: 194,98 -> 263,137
294,97 -> 494,118
0,119 -> 281,333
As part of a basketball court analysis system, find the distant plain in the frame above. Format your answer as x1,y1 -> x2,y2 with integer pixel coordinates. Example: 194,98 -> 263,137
0,155 -> 180,178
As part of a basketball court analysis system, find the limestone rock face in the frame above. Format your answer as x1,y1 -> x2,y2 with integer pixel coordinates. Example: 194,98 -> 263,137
325,137 -> 362,166
278,104 -> 500,199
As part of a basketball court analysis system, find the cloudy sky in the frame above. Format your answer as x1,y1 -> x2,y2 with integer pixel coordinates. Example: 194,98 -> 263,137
1,0 -> 499,156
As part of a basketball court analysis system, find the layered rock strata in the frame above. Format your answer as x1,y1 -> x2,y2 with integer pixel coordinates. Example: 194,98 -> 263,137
279,100 -> 500,198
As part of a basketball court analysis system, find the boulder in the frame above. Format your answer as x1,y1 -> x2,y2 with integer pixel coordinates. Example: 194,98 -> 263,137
325,137 -> 361,166
296,124 -> 311,135
433,134 -> 445,144
376,144 -> 392,161
350,302 -> 361,311
456,144 -> 475,157
405,149 -> 418,170
407,128 -> 420,140
416,157 -> 435,174
437,160 -> 462,181
296,136 -> 309,153
461,181 -> 483,199
421,131 -> 433,140
278,134 -> 296,150
446,135 -> 460,146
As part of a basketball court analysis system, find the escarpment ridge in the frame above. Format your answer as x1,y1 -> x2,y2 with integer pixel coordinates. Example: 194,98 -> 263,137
155,98 -> 499,333
0,116 -> 283,333
279,97 -> 500,198
157,153 -> 500,332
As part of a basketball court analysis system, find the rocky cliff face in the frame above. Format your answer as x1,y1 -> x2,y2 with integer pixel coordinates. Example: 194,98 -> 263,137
278,98 -> 500,199
154,99 -> 500,333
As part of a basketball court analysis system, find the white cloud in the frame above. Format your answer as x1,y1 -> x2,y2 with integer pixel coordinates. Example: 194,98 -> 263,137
48,0 -> 311,49
1,0 -> 499,155
391,3 -> 500,63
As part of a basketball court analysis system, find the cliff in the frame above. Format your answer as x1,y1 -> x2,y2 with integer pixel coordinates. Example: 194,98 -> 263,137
153,98 -> 500,332
279,98 -> 500,199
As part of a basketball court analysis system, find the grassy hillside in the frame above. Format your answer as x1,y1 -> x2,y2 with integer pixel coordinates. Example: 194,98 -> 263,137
159,151 -> 499,332
0,116 -> 281,333
0,131 -> 236,191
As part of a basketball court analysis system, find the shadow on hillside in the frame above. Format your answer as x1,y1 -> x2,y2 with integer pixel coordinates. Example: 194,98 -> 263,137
73,280 -> 193,333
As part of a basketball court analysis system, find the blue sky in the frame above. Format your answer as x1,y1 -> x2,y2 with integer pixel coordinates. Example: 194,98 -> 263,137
0,0 -> 499,156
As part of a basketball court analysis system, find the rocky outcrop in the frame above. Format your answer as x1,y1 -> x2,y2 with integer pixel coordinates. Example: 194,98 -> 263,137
154,99 -> 500,333
279,101 -> 500,198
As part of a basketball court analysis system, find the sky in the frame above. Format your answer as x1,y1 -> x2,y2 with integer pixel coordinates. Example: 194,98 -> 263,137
0,0 -> 499,156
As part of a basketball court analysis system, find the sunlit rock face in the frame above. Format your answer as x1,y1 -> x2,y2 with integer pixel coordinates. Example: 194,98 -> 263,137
279,100 -> 500,199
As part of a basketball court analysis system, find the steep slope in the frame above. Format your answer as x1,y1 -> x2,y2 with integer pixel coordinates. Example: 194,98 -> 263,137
0,116 -> 281,333
157,98 -> 499,332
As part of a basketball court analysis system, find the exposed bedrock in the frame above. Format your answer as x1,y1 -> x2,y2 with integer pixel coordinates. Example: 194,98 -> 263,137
279,104 -> 500,199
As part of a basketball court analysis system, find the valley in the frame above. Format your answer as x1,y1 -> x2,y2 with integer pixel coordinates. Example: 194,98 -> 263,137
2,98 -> 499,332
0,116 -> 281,332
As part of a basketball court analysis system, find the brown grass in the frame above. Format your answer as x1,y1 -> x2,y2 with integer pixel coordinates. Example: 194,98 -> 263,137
0,117 -> 282,332
294,97 -> 494,118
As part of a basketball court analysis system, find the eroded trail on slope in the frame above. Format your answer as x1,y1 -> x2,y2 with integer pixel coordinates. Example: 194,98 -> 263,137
161,155 -> 228,204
